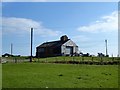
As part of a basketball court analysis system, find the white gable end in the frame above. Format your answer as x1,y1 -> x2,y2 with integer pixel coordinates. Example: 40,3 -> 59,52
61,40 -> 79,55
63,40 -> 77,46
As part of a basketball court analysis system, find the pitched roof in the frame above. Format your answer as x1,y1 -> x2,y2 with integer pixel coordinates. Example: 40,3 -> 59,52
37,39 -> 70,48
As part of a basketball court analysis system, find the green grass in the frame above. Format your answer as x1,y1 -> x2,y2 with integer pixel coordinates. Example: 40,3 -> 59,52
0,64 -> 2,89
2,63 -> 118,88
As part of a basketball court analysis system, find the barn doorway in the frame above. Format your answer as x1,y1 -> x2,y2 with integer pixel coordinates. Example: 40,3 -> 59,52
66,46 -> 73,55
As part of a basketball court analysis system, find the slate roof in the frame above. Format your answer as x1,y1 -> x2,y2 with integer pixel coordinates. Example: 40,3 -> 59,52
37,39 -> 70,48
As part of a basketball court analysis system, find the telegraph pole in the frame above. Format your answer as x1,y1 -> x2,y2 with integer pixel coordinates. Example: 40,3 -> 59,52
105,39 -> 108,56
30,28 -> 33,62
11,43 -> 13,55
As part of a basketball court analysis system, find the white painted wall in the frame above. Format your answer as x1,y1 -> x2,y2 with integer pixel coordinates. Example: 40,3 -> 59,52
61,40 -> 79,55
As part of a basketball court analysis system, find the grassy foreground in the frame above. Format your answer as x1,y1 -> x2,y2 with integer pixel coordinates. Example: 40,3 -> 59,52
2,63 -> 118,88
0,64 -> 2,89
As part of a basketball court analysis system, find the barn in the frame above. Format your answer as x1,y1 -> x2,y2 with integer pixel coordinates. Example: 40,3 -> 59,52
36,35 -> 79,58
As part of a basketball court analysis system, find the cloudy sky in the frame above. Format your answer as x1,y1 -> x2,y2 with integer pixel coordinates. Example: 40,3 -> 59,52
2,2 -> 118,56
2,0 -> 119,2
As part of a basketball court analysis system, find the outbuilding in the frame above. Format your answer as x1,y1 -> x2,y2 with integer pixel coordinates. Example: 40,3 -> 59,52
36,35 -> 79,57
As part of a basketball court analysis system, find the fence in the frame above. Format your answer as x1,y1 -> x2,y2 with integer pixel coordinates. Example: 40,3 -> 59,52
1,56 -> 120,65
1,57 -> 29,63
33,56 -> 120,65
34,56 -> 119,61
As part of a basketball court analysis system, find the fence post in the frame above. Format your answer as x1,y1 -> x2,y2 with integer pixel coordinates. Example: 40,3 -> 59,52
55,57 -> 57,63
100,57 -> 103,65
15,58 -> 17,63
64,56 -> 65,61
92,57 -> 93,62
82,56 -> 84,61
112,57 -> 114,61
73,56 -> 74,61
91,56 -> 93,65
38,58 -> 39,62
82,56 -> 84,64
56,57 -> 57,61
46,57 -> 47,62
0,57 -> 1,63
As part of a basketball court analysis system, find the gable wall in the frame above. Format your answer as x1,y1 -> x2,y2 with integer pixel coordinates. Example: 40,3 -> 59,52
61,40 -> 78,55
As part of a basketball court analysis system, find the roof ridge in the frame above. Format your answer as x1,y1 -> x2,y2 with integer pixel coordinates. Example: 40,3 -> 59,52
37,39 -> 70,48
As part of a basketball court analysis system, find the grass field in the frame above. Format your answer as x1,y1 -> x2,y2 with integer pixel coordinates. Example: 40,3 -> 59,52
0,64 -> 2,89
2,63 -> 118,88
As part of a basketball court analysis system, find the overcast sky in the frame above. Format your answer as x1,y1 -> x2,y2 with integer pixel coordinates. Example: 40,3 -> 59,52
2,2 -> 118,56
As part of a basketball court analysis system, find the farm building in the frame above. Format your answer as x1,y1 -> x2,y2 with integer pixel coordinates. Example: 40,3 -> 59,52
36,35 -> 79,58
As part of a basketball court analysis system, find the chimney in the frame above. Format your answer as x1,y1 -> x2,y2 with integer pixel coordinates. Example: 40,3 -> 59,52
60,35 -> 68,42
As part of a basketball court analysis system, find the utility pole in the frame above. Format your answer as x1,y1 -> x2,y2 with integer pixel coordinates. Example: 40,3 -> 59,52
11,43 -> 13,55
30,28 -> 33,62
105,39 -> 108,56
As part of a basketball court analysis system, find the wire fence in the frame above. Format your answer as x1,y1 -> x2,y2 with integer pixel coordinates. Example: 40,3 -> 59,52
1,56 -> 120,65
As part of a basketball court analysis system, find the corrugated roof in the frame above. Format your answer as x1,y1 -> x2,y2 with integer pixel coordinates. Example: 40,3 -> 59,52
37,39 -> 70,48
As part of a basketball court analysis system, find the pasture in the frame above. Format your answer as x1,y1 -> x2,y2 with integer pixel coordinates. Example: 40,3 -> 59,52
0,64 -> 1,89
2,63 -> 118,88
